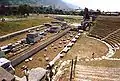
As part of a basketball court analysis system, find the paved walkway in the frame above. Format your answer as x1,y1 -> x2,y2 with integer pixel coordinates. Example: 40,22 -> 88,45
15,67 -> 46,81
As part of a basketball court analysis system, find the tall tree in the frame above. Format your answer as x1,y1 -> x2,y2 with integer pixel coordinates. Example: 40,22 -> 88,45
96,9 -> 101,15
0,5 -> 6,15
18,4 -> 31,16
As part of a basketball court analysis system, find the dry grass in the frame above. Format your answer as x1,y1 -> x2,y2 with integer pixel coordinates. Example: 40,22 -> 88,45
63,16 -> 82,23
0,17 -> 55,36
79,60 -> 120,68
0,17 -> 56,46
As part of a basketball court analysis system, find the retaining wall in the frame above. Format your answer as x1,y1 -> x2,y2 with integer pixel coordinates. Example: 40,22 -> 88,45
0,25 -> 43,41
11,28 -> 71,67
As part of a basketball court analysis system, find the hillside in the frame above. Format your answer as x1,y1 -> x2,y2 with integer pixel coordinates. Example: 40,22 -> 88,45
0,0 -> 40,5
0,0 -> 75,9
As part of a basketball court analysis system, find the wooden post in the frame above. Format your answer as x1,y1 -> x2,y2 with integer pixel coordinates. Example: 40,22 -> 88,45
49,69 -> 53,81
74,56 -> 77,77
92,53 -> 95,59
25,75 -> 29,81
70,59 -> 74,81
24,68 -> 29,81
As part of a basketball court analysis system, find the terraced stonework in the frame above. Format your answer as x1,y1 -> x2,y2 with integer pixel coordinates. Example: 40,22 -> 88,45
74,65 -> 120,81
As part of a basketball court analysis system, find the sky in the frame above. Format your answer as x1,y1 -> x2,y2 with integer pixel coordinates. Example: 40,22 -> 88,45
62,0 -> 120,11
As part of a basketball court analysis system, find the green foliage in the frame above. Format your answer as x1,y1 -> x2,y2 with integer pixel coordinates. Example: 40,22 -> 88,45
62,16 -> 82,23
0,2 -> 82,16
18,4 -> 32,16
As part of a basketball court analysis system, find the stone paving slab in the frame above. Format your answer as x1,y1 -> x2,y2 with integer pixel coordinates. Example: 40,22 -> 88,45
16,67 -> 46,81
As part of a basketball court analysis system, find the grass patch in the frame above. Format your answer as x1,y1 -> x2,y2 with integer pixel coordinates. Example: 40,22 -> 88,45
61,16 -> 82,23
0,15 -> 16,18
0,17 -> 55,36
79,60 -> 120,68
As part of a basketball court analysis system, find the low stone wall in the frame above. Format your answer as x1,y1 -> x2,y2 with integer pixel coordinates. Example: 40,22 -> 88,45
11,28 -> 71,67
0,25 -> 43,41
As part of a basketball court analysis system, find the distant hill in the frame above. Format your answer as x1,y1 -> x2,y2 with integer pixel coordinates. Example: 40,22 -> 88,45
66,3 -> 79,9
0,0 -> 77,9
0,0 -> 39,5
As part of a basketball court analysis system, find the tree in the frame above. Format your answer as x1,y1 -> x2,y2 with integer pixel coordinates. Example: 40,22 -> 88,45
18,4 -> 31,16
0,5 -> 6,15
96,9 -> 101,15
79,10 -> 84,16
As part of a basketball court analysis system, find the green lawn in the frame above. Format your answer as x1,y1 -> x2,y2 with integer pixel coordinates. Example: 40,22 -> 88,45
62,16 -> 82,23
0,17 -> 55,36
0,15 -> 82,36
0,15 -> 16,18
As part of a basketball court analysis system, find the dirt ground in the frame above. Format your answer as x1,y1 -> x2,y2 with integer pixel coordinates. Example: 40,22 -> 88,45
14,31 -> 77,77
2,15 -> 120,80
55,33 -> 109,81
90,16 -> 120,58
56,16 -> 120,81
62,34 -> 108,61
14,29 -> 109,78
7,32 -> 54,60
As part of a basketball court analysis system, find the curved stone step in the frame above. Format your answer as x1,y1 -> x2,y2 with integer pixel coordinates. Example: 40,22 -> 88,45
75,74 -> 119,81
106,38 -> 119,49
114,31 -> 120,36
110,34 -> 120,42
107,35 -> 120,43
74,65 -> 120,81
104,39 -> 116,49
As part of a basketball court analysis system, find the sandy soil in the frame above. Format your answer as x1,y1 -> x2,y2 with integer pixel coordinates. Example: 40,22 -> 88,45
62,34 -> 108,60
14,31 -> 77,77
90,16 -> 120,58
55,33 -> 108,81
